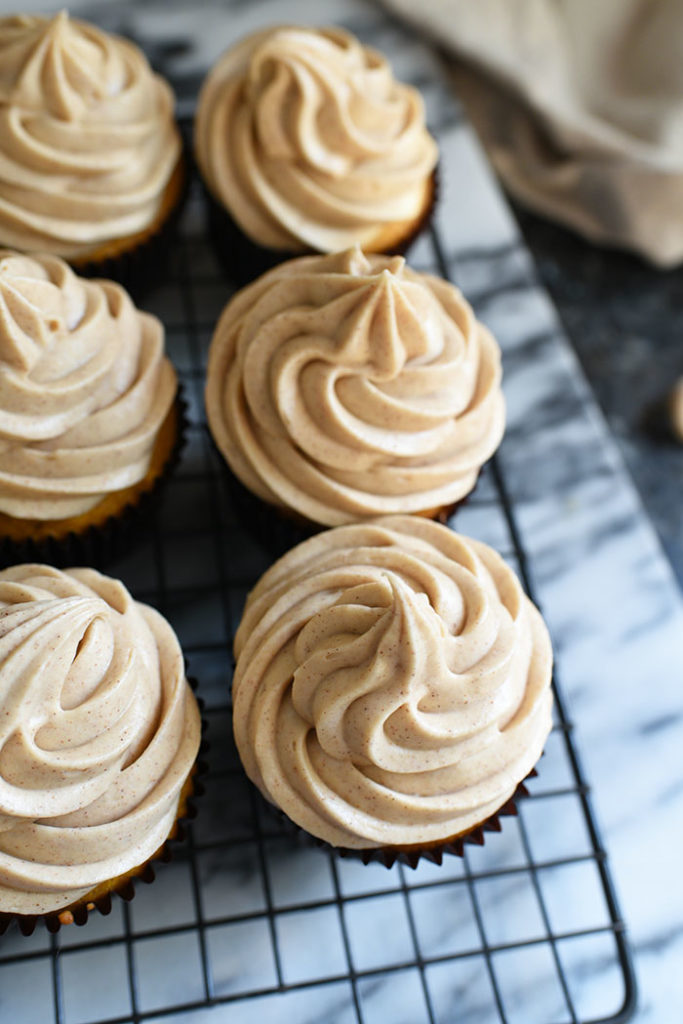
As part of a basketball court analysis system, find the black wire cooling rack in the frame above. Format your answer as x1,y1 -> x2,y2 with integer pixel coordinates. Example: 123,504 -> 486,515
0,182 -> 637,1024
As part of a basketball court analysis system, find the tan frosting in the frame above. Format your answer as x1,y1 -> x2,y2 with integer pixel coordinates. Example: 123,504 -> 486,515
0,12 -> 181,258
206,248 -> 505,525
234,517 -> 553,850
0,565 -> 201,915
0,251 -> 176,521
195,25 -> 438,252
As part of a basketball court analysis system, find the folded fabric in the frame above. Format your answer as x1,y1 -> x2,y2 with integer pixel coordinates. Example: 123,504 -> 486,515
381,0 -> 683,267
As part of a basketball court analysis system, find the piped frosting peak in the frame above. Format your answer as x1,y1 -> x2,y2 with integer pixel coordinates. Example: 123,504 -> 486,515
206,248 -> 505,524
233,517 -> 553,849
0,565 -> 201,914
0,12 -> 181,257
195,26 -> 437,252
0,251 -> 176,520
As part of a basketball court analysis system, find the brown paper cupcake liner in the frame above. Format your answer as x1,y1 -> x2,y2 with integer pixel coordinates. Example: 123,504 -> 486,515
259,767 -> 537,871
0,678 -> 209,937
217,441 -> 478,560
71,151 -> 190,302
0,388 -> 188,572
203,166 -> 439,289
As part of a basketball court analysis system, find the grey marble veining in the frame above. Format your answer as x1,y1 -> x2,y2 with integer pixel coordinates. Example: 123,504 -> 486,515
435,133 -> 683,1024
511,203 -> 683,591
1,1 -> 681,1022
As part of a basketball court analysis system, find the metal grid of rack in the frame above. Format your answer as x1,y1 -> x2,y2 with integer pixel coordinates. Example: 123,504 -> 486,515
0,180 -> 637,1024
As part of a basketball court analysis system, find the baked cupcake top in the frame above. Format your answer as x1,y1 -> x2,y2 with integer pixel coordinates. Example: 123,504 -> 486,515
234,517 -> 553,850
0,564 -> 201,915
0,251 -> 176,521
0,11 -> 181,258
195,25 -> 437,252
206,248 -> 505,525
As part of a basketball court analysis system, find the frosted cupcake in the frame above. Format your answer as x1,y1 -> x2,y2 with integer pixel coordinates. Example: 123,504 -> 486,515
0,564 -> 201,932
195,26 -> 438,282
0,252 -> 181,565
0,12 -> 185,287
205,248 -> 504,549
233,517 -> 553,866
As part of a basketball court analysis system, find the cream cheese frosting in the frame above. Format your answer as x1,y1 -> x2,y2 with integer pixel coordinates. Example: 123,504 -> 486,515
0,12 -> 182,258
233,517 -> 553,850
0,564 -> 201,915
206,248 -> 505,525
0,251 -> 177,521
195,25 -> 438,252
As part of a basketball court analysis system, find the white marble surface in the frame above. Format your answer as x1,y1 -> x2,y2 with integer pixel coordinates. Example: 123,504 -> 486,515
1,2 -> 682,1022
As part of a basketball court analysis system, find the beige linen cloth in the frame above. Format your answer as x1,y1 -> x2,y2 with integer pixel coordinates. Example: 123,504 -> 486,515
381,0 -> 683,268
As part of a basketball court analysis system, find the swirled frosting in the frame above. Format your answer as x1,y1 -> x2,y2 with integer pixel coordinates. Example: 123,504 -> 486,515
234,517 -> 553,849
0,12 -> 181,258
0,565 -> 201,915
195,25 -> 437,252
0,251 -> 176,521
206,248 -> 505,524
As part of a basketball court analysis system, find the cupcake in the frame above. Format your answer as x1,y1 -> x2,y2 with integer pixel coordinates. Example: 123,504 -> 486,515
205,248 -> 505,550
0,564 -> 201,931
233,517 -> 553,866
195,25 -> 438,282
0,12 -> 185,288
0,251 -> 181,567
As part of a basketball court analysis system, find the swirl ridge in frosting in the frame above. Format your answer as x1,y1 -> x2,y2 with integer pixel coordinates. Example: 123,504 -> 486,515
0,12 -> 181,257
0,250 -> 177,521
195,26 -> 438,252
0,564 -> 201,914
206,248 -> 505,524
233,516 -> 553,849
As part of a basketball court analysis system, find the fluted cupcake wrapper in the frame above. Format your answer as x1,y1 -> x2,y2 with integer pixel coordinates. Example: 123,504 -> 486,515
203,166 -> 440,289
0,678 -> 209,937
0,389 -> 188,572
258,767 -> 537,871
219,456 -> 319,558
70,152 -> 190,303
217,442 -> 478,562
